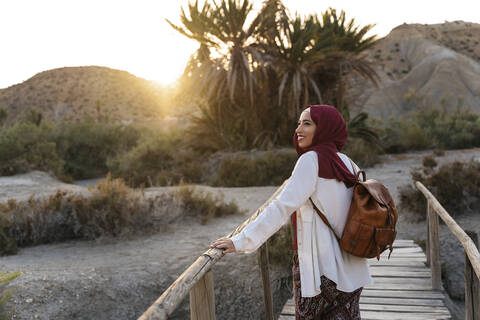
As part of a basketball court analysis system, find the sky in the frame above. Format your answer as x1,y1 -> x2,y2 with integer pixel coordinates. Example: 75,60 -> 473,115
1,0 -> 479,89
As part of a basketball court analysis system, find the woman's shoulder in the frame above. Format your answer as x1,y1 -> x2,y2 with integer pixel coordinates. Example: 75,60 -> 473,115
337,152 -> 360,172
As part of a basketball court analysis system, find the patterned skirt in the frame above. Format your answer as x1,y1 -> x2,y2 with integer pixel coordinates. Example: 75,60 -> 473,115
292,252 -> 363,320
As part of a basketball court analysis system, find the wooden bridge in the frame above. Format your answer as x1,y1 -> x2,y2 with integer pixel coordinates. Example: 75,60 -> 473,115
138,181 -> 480,320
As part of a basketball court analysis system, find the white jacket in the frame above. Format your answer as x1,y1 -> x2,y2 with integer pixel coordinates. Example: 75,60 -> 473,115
230,151 -> 372,297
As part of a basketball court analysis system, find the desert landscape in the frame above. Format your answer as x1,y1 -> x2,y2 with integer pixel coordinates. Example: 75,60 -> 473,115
0,147 -> 478,319
1,1 -> 479,319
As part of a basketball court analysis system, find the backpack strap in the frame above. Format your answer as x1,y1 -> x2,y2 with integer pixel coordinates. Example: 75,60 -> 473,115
348,158 -> 358,177
348,157 -> 368,182
309,198 -> 340,241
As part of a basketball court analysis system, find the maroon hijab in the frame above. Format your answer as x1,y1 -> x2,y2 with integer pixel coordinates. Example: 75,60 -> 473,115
293,104 -> 356,188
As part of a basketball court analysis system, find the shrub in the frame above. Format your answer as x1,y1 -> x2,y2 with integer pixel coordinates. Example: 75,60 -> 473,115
108,131 -> 204,187
0,122 -> 67,180
211,150 -> 297,187
343,138 -> 383,168
381,107 -> 480,153
172,185 -> 244,224
267,224 -> 294,269
0,174 -> 156,254
53,121 -> 142,179
399,160 -> 480,221
422,155 -> 437,169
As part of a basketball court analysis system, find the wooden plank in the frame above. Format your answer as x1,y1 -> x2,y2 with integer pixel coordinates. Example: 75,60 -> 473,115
368,266 -> 430,272
365,282 -> 434,291
359,304 -> 450,313
360,296 -> 444,306
465,231 -> 480,320
362,289 -> 444,300
428,200 -> 442,290
381,253 -> 426,258
386,247 -> 424,254
189,270 -> 215,320
369,269 -> 431,278
258,243 -> 274,320
368,260 -> 426,267
369,277 -> 431,285
361,310 -> 452,320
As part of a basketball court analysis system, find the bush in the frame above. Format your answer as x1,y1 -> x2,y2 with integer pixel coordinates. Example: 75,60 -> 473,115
381,108 -> 480,153
343,138 -> 383,168
0,120 -> 143,182
53,121 -> 142,179
172,185 -> 244,224
0,122 -> 66,180
422,155 -> 437,169
108,131 -> 204,187
399,160 -> 480,221
0,174 -> 156,254
267,224 -> 294,269
211,149 -> 297,187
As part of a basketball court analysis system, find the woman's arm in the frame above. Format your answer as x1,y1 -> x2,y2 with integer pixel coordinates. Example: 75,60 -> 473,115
211,151 -> 318,254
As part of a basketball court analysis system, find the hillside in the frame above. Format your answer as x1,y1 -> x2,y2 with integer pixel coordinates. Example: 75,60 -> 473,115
348,21 -> 480,118
0,66 -> 171,125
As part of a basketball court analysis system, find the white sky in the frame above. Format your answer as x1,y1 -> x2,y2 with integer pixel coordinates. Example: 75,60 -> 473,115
1,0 -> 479,88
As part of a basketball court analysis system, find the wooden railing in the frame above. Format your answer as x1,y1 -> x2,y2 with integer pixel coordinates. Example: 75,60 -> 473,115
137,181 -> 289,320
416,182 -> 480,320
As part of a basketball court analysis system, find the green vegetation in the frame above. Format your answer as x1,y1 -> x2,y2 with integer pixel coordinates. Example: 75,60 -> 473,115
0,120 -> 142,182
379,107 -> 480,153
54,121 -> 141,179
399,158 -> 480,221
211,150 -> 297,187
107,131 -> 203,187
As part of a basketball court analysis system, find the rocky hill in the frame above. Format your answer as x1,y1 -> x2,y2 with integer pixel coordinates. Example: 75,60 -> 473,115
348,21 -> 480,118
0,66 -> 171,125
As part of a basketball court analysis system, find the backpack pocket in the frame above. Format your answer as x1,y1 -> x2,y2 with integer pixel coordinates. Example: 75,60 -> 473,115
340,220 -> 375,257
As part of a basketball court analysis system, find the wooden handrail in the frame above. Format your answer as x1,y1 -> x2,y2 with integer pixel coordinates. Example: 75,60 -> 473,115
415,182 -> 480,278
415,181 -> 480,320
138,180 -> 289,320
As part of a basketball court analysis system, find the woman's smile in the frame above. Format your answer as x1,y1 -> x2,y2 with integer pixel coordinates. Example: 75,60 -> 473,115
296,109 -> 317,148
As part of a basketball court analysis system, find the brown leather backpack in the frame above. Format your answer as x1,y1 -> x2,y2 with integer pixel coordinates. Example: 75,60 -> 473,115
310,159 -> 398,260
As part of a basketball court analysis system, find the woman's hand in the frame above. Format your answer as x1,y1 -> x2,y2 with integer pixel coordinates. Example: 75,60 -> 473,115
209,237 -> 236,255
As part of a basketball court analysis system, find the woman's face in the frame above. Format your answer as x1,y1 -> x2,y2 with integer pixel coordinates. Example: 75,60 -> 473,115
296,110 -> 317,149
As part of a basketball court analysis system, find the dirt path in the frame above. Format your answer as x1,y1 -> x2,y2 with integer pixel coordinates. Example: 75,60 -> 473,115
1,148 -> 479,319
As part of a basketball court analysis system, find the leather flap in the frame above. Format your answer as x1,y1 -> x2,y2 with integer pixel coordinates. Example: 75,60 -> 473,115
357,179 -> 395,207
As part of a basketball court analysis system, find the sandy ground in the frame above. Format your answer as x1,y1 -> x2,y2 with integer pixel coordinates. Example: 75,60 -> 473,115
1,148 -> 479,319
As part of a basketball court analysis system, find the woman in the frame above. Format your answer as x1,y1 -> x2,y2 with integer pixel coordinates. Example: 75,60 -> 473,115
209,105 -> 372,319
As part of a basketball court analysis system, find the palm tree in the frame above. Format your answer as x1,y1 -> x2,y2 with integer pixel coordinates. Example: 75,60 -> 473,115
312,8 -> 379,119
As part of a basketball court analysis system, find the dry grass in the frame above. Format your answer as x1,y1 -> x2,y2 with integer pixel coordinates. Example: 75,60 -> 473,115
0,176 -> 246,256
0,174 -> 155,255
172,185 -> 244,224
399,159 -> 480,221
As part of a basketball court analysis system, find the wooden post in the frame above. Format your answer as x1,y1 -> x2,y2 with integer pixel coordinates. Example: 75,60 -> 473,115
190,270 -> 216,320
426,201 -> 430,267
427,201 -> 441,290
258,243 -> 274,320
465,231 -> 480,320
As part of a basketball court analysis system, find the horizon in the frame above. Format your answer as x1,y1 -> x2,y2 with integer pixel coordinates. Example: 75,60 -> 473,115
2,0 -> 480,89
